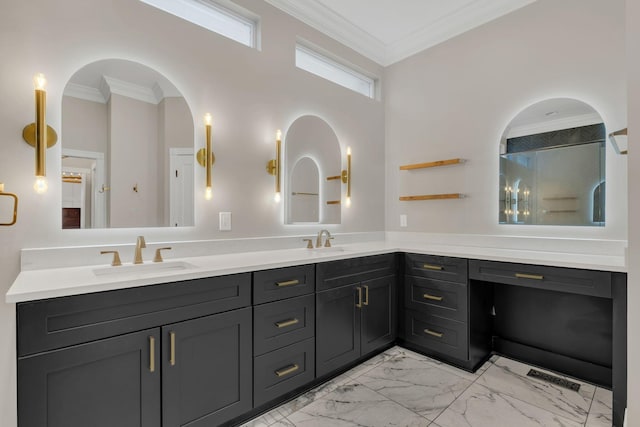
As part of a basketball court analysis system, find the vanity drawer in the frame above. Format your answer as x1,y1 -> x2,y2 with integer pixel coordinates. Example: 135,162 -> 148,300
17,273 -> 251,357
405,253 -> 467,284
316,254 -> 397,291
253,265 -> 315,304
402,309 -> 468,361
404,275 -> 467,322
469,260 -> 612,298
253,294 -> 315,356
253,338 -> 315,407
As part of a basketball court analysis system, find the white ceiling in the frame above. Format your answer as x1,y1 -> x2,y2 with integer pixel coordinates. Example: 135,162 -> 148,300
265,0 -> 537,66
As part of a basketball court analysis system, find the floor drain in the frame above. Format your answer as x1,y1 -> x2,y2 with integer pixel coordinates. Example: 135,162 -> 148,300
526,369 -> 581,392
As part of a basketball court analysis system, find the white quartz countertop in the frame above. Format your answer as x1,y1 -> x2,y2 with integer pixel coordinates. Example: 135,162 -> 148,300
6,239 -> 627,303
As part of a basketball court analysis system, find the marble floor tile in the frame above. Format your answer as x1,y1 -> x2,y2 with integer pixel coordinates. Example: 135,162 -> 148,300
276,372 -> 353,418
240,407 -> 286,426
476,357 -> 595,423
270,419 -> 296,427
287,382 -> 431,427
585,387 -> 613,427
358,355 -> 473,420
434,383 -> 583,427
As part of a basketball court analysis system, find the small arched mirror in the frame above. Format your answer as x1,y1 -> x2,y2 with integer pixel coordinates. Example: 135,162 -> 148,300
285,115 -> 341,224
499,98 -> 605,226
61,59 -> 194,229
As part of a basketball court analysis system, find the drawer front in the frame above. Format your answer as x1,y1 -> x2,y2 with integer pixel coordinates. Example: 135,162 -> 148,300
253,294 -> 315,356
405,275 -> 467,322
402,309 -> 468,361
253,338 -> 315,407
316,254 -> 397,291
468,260 -> 612,298
253,265 -> 315,304
405,253 -> 467,284
17,273 -> 251,357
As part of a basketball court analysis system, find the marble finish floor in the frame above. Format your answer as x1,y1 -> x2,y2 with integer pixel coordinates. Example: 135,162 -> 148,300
240,346 -> 612,427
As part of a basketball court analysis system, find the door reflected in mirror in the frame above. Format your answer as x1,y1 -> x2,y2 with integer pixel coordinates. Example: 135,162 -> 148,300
285,115 -> 341,224
61,59 -> 194,229
499,98 -> 605,226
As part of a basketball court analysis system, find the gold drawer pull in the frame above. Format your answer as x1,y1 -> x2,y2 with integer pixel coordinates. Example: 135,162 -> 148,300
149,336 -> 156,373
169,331 -> 176,366
363,285 -> 369,306
276,279 -> 300,287
423,293 -> 443,301
424,328 -> 444,338
356,286 -> 363,308
275,364 -> 299,377
423,264 -> 443,271
275,318 -> 300,328
515,273 -> 544,280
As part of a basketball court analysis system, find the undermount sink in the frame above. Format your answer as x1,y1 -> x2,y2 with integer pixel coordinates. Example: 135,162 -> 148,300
93,261 -> 196,277
307,246 -> 346,253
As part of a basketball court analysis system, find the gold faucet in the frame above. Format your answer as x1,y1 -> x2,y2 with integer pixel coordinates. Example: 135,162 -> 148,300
134,236 -> 146,264
316,229 -> 332,248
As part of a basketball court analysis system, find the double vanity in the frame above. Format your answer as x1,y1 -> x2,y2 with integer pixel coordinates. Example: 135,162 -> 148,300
7,237 -> 627,427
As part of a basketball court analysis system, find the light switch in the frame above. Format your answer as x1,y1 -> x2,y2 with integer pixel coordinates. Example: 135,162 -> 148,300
219,212 -> 232,231
400,214 -> 407,227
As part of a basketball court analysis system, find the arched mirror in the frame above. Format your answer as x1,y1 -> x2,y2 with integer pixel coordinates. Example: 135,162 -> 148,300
499,98 -> 605,226
285,115 -> 341,224
61,59 -> 194,229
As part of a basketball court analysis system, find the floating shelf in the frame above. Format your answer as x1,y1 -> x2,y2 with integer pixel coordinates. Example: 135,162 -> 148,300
399,158 -> 464,171
399,193 -> 465,201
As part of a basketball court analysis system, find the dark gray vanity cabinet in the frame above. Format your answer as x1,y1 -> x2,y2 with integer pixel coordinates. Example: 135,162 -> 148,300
315,254 -> 397,377
400,253 -> 492,371
17,273 -> 252,427
252,265 -> 316,408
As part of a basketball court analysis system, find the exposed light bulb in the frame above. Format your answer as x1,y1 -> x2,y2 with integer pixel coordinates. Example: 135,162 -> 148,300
33,73 -> 46,90
34,176 -> 48,194
345,196 -> 351,207
274,192 -> 281,203
276,129 -> 282,141
205,186 -> 212,200
204,113 -> 212,126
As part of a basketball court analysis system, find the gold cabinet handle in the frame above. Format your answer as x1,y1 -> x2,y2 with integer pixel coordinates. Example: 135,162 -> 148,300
149,336 -> 156,373
276,279 -> 300,287
515,273 -> 544,280
423,293 -> 443,301
169,331 -> 176,366
356,287 -> 363,308
424,328 -> 444,338
423,264 -> 443,271
275,364 -> 299,377
363,285 -> 369,306
275,318 -> 300,328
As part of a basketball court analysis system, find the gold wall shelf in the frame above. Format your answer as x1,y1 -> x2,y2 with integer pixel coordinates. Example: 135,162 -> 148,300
399,158 -> 464,170
399,193 -> 465,201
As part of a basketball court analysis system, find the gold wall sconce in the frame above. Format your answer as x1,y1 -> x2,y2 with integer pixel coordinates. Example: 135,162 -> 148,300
341,147 -> 352,206
197,113 -> 215,200
266,130 -> 282,202
609,128 -> 628,155
22,74 -> 58,194
0,183 -> 18,226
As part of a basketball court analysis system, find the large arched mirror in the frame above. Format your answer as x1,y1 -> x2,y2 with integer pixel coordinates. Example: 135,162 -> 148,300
61,59 -> 194,229
285,115 -> 341,224
499,98 -> 605,226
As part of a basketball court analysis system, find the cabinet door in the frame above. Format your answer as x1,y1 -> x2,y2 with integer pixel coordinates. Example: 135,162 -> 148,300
162,307 -> 252,427
18,328 -> 161,427
316,285 -> 361,377
361,275 -> 397,355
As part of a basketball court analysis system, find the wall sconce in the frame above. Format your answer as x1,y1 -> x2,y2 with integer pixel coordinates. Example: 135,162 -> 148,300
196,113 -> 215,200
22,73 -> 58,194
341,147 -> 352,206
504,186 -> 513,216
0,183 -> 18,226
266,129 -> 282,202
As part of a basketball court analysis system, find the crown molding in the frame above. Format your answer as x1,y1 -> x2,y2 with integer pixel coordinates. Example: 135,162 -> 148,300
264,0 -> 387,65
507,113 -> 603,139
102,75 -> 163,104
265,0 -> 537,66
63,83 -> 107,104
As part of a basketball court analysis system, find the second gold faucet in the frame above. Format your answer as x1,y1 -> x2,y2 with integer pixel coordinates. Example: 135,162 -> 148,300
134,236 -> 146,264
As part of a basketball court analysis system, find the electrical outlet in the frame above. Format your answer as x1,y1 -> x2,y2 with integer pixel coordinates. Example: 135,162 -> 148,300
219,212 -> 232,231
400,214 -> 407,227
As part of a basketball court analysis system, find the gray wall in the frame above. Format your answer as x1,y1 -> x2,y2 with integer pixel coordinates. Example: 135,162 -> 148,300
384,0 -> 627,240
0,0 -> 384,423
